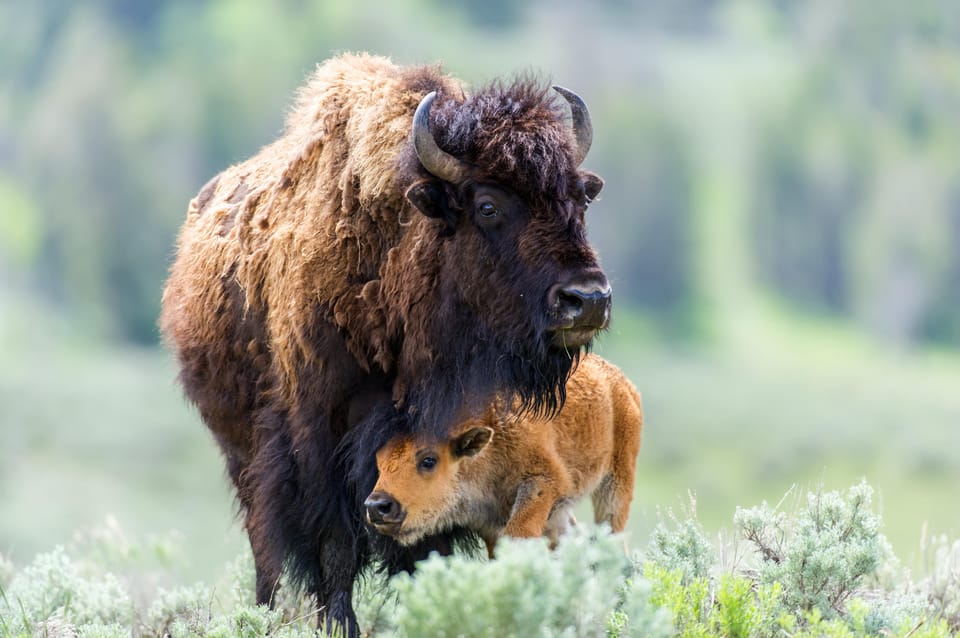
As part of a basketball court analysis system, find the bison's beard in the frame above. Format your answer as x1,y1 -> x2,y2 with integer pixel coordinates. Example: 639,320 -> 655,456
402,297 -> 586,439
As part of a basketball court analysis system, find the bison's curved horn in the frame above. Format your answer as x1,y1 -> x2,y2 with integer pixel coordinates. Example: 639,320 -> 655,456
412,92 -> 470,184
552,85 -> 593,167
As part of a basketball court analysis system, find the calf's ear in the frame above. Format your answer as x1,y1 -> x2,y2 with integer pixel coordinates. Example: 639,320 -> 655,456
453,427 -> 493,458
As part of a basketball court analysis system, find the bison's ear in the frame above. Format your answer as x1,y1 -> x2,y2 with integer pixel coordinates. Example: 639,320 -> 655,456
453,426 -> 493,458
581,171 -> 604,203
405,180 -> 444,217
405,180 -> 458,234
404,180 -> 450,219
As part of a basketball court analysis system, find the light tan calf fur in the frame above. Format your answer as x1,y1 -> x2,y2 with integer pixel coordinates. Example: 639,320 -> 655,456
366,354 -> 642,556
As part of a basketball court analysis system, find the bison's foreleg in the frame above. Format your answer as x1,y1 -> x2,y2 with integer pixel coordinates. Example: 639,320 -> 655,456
242,430 -> 290,607
316,534 -> 361,638
243,508 -> 280,606
248,522 -> 284,606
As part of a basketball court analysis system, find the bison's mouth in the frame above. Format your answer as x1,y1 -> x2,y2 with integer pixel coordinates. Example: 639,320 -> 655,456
549,326 -> 600,350
547,309 -> 609,350
368,517 -> 425,546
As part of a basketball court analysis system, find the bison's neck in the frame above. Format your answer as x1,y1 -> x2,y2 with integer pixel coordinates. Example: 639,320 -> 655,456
381,250 -> 578,438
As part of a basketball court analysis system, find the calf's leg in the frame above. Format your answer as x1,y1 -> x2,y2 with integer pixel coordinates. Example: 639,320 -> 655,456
543,502 -> 578,548
593,383 -> 642,534
503,474 -> 565,540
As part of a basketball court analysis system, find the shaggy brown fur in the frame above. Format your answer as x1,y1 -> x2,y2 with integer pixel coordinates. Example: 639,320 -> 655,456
366,354 -> 642,556
160,53 -> 609,636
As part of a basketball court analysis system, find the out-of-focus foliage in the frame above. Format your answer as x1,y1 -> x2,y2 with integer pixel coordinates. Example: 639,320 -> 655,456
2,485 -> 958,637
916,534 -> 960,631
1,0 -> 959,346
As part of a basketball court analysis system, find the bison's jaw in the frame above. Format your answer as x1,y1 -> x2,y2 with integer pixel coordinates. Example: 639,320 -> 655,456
392,527 -> 427,547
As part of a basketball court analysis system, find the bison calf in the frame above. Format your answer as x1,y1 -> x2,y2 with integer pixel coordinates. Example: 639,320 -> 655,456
365,354 -> 642,555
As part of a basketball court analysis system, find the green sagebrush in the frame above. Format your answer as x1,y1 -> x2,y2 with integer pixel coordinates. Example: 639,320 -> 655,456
641,480 -> 950,637
0,546 -> 133,636
1,482 -> 958,637
389,526 -> 670,638
734,481 -> 891,619
915,534 -> 960,634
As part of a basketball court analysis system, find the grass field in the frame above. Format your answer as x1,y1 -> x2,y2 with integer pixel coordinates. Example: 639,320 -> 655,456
599,308 -> 960,566
2,299 -> 958,584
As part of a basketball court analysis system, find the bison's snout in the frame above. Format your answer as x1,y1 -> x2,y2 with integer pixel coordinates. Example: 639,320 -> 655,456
364,492 -> 405,532
548,278 -> 611,347
557,285 -> 611,327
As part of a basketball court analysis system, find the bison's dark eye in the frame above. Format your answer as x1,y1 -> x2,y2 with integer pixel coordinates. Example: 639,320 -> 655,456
418,455 -> 438,472
477,201 -> 498,218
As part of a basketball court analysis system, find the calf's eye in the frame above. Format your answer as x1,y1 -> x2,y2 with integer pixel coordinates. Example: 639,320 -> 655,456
418,456 -> 438,471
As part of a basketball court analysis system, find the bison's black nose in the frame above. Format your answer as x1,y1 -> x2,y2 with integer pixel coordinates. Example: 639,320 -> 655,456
550,280 -> 612,330
364,492 -> 405,526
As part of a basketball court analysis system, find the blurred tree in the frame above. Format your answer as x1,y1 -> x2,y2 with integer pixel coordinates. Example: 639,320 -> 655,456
920,192 -> 960,344
452,0 -> 526,29
1,1 -> 329,342
751,104 -> 869,315
747,0 -> 960,345
592,103 -> 697,336
1,0 -> 959,349
0,176 -> 42,274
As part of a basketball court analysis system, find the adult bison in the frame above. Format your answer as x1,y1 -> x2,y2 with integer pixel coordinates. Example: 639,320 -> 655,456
160,52 -> 610,636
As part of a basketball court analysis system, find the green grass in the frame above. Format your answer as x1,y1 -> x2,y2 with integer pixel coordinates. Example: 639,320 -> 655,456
595,306 -> 960,567
0,294 -> 246,581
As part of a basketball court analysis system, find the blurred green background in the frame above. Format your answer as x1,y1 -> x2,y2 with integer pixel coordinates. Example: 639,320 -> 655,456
2,1 -> 959,581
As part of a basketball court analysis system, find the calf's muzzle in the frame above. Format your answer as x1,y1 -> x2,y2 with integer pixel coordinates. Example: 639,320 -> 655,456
364,492 -> 405,528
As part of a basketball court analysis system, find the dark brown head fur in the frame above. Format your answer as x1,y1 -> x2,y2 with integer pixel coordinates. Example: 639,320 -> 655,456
388,76 -> 610,432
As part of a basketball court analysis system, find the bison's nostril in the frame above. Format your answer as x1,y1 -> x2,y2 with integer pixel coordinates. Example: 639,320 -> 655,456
558,290 -> 585,318
556,285 -> 611,329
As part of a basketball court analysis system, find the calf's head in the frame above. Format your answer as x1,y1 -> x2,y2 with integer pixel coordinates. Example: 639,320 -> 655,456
365,424 -> 493,545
